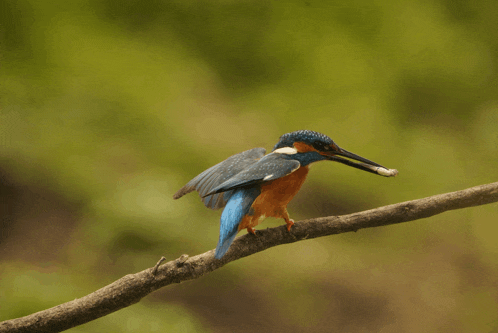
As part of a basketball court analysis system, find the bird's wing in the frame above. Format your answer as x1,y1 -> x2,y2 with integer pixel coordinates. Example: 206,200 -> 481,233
173,148 -> 266,210
203,153 -> 301,197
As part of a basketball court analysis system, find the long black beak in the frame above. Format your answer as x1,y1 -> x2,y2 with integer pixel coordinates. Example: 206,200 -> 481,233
325,147 -> 398,177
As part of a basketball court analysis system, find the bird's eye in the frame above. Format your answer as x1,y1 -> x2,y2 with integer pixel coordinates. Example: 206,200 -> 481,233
313,141 -> 326,151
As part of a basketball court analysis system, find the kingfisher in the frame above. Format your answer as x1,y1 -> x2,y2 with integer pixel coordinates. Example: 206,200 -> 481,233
174,130 -> 398,259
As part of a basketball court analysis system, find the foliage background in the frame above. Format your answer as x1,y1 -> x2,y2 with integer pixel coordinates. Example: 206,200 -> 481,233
1,0 -> 498,332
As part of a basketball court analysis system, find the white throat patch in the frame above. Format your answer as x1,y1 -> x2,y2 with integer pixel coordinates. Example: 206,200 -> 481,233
273,147 -> 298,155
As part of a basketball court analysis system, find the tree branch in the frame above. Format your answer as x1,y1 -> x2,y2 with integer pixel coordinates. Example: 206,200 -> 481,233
2,181 -> 498,333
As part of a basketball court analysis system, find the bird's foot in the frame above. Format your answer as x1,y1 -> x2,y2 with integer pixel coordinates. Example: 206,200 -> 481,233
247,227 -> 257,235
286,219 -> 294,232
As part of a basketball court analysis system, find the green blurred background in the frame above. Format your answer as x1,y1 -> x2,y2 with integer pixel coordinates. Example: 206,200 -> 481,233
1,0 -> 498,332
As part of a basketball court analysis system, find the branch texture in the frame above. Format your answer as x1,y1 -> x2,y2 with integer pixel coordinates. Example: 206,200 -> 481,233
2,182 -> 498,332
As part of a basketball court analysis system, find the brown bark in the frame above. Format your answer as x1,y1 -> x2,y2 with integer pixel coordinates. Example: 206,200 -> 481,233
2,181 -> 497,333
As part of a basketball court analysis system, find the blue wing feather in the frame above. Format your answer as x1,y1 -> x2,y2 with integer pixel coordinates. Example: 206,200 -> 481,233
204,153 -> 301,196
215,187 -> 261,259
173,148 -> 266,210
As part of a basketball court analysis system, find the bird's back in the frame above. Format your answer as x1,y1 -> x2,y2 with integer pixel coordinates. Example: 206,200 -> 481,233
215,187 -> 261,258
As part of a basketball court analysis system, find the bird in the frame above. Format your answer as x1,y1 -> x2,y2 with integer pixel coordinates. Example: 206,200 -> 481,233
173,130 -> 398,259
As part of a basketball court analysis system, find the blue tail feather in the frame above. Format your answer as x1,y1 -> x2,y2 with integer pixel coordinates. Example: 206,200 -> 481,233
215,187 -> 260,259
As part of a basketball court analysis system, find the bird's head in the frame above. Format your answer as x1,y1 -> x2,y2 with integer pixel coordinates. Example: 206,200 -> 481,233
272,130 -> 398,177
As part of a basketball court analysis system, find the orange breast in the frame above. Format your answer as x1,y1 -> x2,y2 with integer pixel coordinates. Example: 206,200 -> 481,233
238,166 -> 309,231
257,165 -> 310,211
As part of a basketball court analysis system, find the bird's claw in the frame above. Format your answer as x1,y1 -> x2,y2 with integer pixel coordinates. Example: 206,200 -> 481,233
286,219 -> 294,232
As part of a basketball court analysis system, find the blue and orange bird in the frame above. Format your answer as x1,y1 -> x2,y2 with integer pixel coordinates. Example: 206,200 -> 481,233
173,130 -> 398,259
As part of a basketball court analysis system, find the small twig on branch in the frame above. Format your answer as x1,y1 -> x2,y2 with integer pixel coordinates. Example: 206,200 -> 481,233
1,181 -> 498,333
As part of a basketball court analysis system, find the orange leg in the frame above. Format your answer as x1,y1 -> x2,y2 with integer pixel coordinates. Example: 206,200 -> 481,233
247,227 -> 257,235
281,209 -> 295,232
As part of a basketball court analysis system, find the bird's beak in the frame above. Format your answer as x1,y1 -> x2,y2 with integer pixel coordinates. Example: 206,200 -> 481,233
323,146 -> 398,177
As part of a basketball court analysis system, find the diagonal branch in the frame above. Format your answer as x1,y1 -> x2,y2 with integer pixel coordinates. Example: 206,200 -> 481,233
2,181 -> 498,333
